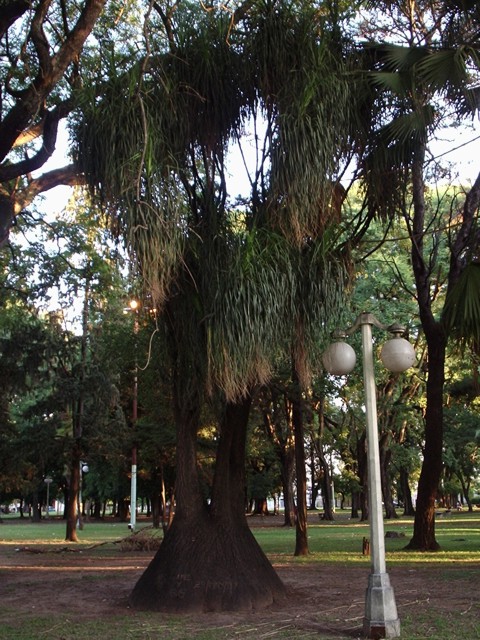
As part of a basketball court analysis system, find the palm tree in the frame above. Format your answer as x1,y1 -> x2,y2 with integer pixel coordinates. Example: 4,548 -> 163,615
74,1 -> 355,611
356,0 -> 480,550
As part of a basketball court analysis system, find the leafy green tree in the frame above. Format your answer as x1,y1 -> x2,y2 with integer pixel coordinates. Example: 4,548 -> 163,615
0,306 -> 65,516
443,396 -> 480,511
355,0 -> 480,550
257,380 -> 296,526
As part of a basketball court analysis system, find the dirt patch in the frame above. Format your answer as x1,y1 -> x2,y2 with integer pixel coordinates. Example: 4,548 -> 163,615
1,522 -> 479,639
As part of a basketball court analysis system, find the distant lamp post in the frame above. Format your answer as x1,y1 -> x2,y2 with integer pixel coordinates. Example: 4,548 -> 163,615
322,313 -> 415,639
44,476 -> 53,518
126,298 -> 139,532
78,463 -> 89,529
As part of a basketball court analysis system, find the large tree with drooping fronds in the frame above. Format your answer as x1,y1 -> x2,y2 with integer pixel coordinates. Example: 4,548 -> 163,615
74,0 -> 358,612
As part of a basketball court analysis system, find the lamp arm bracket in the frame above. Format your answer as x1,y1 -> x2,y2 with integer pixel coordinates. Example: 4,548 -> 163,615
332,313 -> 406,339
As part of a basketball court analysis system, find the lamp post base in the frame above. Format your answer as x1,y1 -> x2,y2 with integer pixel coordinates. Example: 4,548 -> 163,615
363,573 -> 400,639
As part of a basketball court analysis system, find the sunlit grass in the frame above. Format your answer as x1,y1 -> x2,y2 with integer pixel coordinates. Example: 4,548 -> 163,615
251,510 -> 480,565
1,510 -> 479,562
0,518 -> 152,547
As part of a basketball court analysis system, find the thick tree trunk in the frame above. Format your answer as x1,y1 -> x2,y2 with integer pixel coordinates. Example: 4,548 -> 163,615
130,395 -> 286,612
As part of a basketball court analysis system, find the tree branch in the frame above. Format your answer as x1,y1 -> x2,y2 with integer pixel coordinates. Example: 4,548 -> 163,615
0,0 -> 30,40
0,100 -> 72,183
15,164 -> 84,213
0,0 -> 107,162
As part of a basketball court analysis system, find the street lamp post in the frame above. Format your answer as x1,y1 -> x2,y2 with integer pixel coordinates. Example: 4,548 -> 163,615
128,299 -> 139,532
44,476 -> 53,518
77,462 -> 89,529
322,312 -> 415,639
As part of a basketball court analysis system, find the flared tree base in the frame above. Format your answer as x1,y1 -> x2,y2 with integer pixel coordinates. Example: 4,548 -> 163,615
129,512 -> 286,612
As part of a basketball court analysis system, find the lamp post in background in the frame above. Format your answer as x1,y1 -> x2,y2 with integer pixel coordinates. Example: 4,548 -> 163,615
77,462 -> 89,529
322,312 -> 415,639
127,298 -> 139,532
44,476 -> 53,518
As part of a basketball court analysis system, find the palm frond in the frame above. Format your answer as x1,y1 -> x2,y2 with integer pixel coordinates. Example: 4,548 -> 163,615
443,262 -> 480,346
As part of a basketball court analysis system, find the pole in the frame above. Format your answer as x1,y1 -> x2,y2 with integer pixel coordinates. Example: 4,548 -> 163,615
45,478 -> 52,518
360,316 -> 400,638
129,311 -> 138,532
78,462 -> 83,530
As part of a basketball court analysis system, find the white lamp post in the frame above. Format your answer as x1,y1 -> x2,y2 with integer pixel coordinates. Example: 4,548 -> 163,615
127,298 -> 139,532
322,312 -> 415,639
44,476 -> 53,518
78,463 -> 89,529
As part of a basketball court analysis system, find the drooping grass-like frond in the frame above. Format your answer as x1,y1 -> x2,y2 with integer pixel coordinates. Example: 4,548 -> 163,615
204,227 -> 348,399
246,2 -> 353,244
74,9 -> 254,306
204,228 -> 296,399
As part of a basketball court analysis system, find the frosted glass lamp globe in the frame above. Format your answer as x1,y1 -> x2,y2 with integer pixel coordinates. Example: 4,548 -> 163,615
380,337 -> 415,373
322,341 -> 357,376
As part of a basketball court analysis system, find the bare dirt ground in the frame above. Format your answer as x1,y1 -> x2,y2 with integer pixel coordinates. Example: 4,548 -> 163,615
2,518 -> 479,639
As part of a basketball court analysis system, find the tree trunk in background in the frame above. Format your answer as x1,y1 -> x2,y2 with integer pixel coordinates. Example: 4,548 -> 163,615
262,387 -> 295,526
130,394 -> 286,611
291,372 -> 308,556
399,467 -> 415,516
357,433 -> 369,521
315,398 -> 334,520
65,443 -> 80,542
405,149 -> 446,551
380,436 -> 397,519
318,448 -> 334,521
31,490 -> 41,522
351,491 -> 360,519
405,334 -> 445,550
280,449 -> 296,526
65,278 -> 90,542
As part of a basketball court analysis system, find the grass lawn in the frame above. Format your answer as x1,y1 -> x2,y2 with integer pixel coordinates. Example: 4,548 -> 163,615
1,510 -> 479,639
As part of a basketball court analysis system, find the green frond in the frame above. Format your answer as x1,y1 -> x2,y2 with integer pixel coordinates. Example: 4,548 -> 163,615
369,43 -> 429,73
384,105 -> 435,146
204,227 -> 348,399
443,263 -> 480,347
416,48 -> 470,92
246,1 -> 354,243
369,71 -> 411,96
